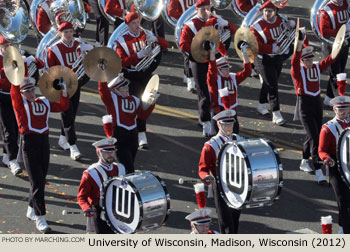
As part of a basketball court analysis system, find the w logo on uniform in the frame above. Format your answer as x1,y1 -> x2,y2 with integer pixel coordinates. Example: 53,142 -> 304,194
65,52 -> 77,66
121,99 -> 136,113
269,27 -> 281,40
111,185 -> 135,224
337,10 -> 349,24
31,102 -> 46,116
306,68 -> 319,82
224,80 -> 235,94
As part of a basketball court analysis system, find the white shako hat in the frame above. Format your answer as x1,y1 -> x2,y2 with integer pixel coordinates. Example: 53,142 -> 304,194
301,46 -> 314,59
216,56 -> 230,69
92,137 -> 117,152
185,208 -> 211,224
108,73 -> 130,89
213,109 -> 236,124
20,77 -> 35,93
330,96 -> 350,108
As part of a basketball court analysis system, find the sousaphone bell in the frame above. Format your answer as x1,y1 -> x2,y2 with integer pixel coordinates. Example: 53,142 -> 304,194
39,66 -> 78,102
3,46 -> 25,86
234,27 -> 258,63
83,47 -> 122,82
191,27 -> 220,63
142,74 -> 159,110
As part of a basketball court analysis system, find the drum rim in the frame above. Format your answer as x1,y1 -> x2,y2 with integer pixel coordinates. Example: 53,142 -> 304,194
102,176 -> 143,234
216,142 -> 253,210
151,172 -> 171,227
336,128 -> 350,189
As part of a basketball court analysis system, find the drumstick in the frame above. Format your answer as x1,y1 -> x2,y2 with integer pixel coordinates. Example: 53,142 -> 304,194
62,210 -> 81,215
178,178 -> 202,184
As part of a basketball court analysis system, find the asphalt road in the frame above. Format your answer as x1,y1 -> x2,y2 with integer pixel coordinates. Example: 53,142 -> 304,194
0,0 -> 344,234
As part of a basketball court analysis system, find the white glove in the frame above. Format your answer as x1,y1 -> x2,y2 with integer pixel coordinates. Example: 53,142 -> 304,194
81,43 -> 94,52
137,46 -> 152,59
210,42 -> 216,53
25,55 -> 36,66
288,19 -> 296,29
272,43 -> 279,54
217,16 -> 228,27
147,34 -> 158,44
59,78 -> 67,91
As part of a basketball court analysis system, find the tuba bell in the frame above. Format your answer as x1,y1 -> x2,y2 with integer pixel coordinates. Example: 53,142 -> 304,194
133,0 -> 164,21
162,0 -> 177,28
0,0 -> 30,43
211,0 -> 231,10
310,0 -> 334,44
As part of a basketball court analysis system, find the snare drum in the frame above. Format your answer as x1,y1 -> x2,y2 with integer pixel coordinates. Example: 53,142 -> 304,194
216,138 -> 283,209
102,171 -> 170,234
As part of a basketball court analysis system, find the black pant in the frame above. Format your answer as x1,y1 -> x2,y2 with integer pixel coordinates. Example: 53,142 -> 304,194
184,56 -> 193,79
0,94 -> 18,161
329,164 -> 350,233
152,16 -> 165,39
299,95 -> 323,170
211,109 -> 239,135
93,205 -> 115,234
21,134 -> 50,216
213,179 -> 241,233
60,86 -> 81,145
191,61 -> 211,122
326,44 -> 349,98
255,58 -> 283,112
89,0 -> 110,45
114,127 -> 138,174
113,18 -> 123,30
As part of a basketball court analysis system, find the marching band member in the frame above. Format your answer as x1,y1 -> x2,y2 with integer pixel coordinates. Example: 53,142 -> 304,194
89,0 -> 110,46
46,21 -> 93,161
105,0 -> 127,29
185,183 -> 219,234
319,96 -> 350,234
292,35 -> 338,183
250,0 -> 297,126
207,42 -> 252,135
198,109 -> 243,234
179,0 -> 234,137
10,77 -> 69,233
36,0 -> 54,34
115,12 -> 168,149
319,0 -> 350,105
236,0 -> 258,13
99,73 -> 157,174
77,137 -> 126,234
0,36 -> 20,175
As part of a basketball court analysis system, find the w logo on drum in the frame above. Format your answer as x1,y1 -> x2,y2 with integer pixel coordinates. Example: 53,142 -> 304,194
225,152 -> 245,194
224,80 -> 235,94
121,99 -> 136,113
269,27 -> 281,40
65,52 -> 77,66
306,68 -> 319,82
111,185 -> 135,224
31,102 -> 46,116
337,10 -> 349,24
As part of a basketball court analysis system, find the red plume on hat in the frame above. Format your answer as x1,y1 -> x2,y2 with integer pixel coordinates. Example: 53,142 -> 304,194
194,183 -> 206,208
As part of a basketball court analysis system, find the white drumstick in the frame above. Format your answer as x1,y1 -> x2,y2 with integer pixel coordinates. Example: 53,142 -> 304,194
62,210 -> 81,215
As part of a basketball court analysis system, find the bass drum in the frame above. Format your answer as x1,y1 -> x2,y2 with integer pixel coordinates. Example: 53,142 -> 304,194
216,138 -> 283,209
102,171 -> 170,234
337,128 -> 350,189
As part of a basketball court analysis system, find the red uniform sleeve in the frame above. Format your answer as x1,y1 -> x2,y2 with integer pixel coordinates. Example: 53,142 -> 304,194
291,50 -> 302,94
228,22 -> 237,35
98,82 -> 117,125
37,7 -> 51,34
10,84 -> 27,129
46,49 -> 61,67
137,103 -> 155,121
157,37 -> 170,50
179,24 -> 194,53
318,126 -> 336,161
238,0 -> 257,13
235,63 -> 252,84
251,27 -> 273,55
35,57 -> 45,69
77,173 -> 94,212
319,53 -> 336,72
319,10 -> 338,38
168,0 -> 182,20
49,94 -> 70,112
198,144 -> 217,179
207,60 -> 219,109
116,42 -> 139,68
105,0 -> 124,18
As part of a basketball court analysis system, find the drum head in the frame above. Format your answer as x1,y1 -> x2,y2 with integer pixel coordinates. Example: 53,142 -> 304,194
103,178 -> 142,234
216,143 -> 251,209
337,128 -> 350,188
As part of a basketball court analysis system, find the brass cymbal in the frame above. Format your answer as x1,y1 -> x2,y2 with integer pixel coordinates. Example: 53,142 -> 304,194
3,46 -> 25,86
191,27 -> 220,63
293,18 -> 300,54
332,24 -> 346,60
142,74 -> 159,110
39,66 -> 78,102
83,47 -> 122,82
234,27 -> 258,63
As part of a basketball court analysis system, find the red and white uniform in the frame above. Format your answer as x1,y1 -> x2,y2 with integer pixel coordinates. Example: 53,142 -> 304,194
116,29 -> 169,68
98,82 -> 155,131
105,0 -> 126,19
10,85 -> 69,135
0,53 -> 11,95
179,15 -> 234,55
168,0 -> 196,20
36,1 -> 52,34
46,39 -> 81,69
77,161 -> 126,212
319,117 -> 350,161
236,0 -> 257,13
320,0 -> 350,39
291,50 -> 335,96
207,60 -> 252,113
